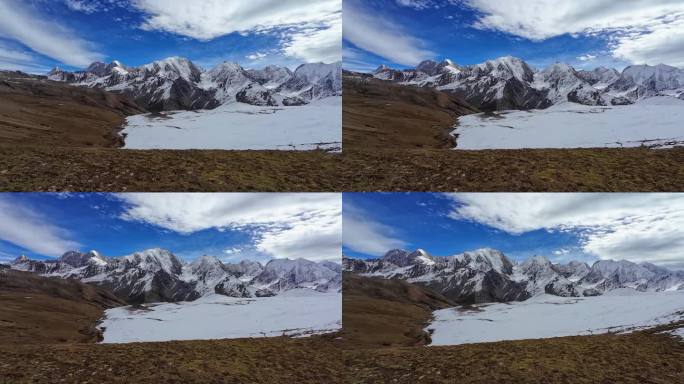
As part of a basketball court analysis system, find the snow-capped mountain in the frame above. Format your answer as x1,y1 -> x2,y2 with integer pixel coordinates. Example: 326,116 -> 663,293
48,58 -> 342,111
12,249 -> 341,304
372,57 -> 684,110
343,248 -> 684,304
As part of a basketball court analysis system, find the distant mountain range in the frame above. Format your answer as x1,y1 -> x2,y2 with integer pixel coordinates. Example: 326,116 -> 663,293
48,57 -> 342,111
11,249 -> 341,304
343,248 -> 684,304
371,57 -> 684,111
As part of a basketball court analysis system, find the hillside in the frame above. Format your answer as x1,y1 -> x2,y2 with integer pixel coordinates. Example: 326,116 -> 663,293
0,268 -> 125,344
342,273 -> 453,348
0,71 -> 145,148
343,71 -> 479,149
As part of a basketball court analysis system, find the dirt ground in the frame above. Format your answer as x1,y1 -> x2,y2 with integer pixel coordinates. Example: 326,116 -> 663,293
1,146 -> 682,192
0,335 -> 343,384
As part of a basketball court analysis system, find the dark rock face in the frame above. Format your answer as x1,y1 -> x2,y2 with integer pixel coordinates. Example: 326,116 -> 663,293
344,249 -> 684,304
12,251 -> 341,303
48,58 -> 342,112
373,58 -> 684,110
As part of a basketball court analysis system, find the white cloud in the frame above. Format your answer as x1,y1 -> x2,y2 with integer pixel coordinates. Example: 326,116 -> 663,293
344,0 -> 435,66
0,0 -> 104,67
343,202 -> 408,256
0,197 -> 81,257
246,52 -> 267,61
0,41 -> 50,73
612,17 -> 684,67
577,54 -> 597,62
282,16 -> 342,63
396,0 -> 435,10
459,0 -> 684,67
446,193 -> 684,268
64,0 -> 101,13
131,0 -> 341,63
118,193 -> 341,262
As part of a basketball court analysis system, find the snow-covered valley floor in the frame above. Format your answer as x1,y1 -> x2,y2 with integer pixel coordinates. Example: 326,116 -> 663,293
454,97 -> 684,149
100,290 -> 341,343
426,290 -> 684,346
121,97 -> 341,150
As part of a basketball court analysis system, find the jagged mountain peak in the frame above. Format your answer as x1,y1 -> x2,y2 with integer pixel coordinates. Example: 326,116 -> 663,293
59,250 -> 107,268
13,254 -> 29,263
372,56 -> 683,109
454,248 -> 513,274
345,248 -> 684,304
12,252 -> 340,303
521,255 -> 553,266
189,254 -> 223,269
47,56 -> 340,111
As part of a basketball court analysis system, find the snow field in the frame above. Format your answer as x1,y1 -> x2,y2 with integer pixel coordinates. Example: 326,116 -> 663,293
426,290 -> 684,346
454,97 -> 684,149
122,97 -> 341,150
100,290 -> 341,343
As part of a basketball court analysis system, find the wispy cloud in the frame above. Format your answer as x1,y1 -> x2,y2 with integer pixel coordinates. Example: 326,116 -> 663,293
343,202 -> 408,256
445,193 -> 684,268
0,0 -> 104,67
130,0 -> 341,63
344,0 -> 435,66
460,0 -> 684,67
0,196 -> 81,257
117,193 -> 341,261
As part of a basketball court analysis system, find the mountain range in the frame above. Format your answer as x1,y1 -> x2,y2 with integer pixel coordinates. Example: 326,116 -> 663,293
11,249 -> 341,304
372,56 -> 684,111
343,248 -> 684,304
48,57 -> 342,111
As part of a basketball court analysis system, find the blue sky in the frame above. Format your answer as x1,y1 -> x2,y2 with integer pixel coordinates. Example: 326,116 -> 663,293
343,193 -> 684,269
0,0 -> 341,73
0,193 -> 341,263
343,0 -> 684,72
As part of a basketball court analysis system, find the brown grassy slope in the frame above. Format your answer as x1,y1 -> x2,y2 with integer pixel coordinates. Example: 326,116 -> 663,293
0,268 -> 125,344
3,146 -> 683,192
338,148 -> 684,192
0,71 -> 144,147
0,335 -> 343,384
343,72 -> 479,149
0,146 -> 342,192
344,327 -> 684,384
342,274 -> 454,349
